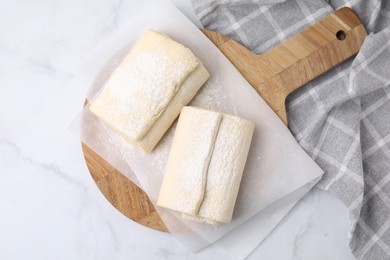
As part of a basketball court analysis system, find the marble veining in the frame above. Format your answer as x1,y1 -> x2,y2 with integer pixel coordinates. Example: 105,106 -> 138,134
0,0 -> 354,259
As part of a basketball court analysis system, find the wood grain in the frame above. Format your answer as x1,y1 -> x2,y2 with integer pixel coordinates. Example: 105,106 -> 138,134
203,7 -> 367,124
82,7 -> 366,232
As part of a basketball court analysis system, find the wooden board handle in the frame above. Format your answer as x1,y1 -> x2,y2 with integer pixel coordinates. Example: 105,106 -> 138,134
203,7 -> 367,124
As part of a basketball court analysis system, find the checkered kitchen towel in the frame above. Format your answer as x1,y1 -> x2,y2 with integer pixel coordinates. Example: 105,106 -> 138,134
190,0 -> 390,259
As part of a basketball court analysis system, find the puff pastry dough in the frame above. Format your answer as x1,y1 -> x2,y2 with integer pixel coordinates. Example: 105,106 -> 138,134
157,106 -> 255,224
90,30 -> 209,152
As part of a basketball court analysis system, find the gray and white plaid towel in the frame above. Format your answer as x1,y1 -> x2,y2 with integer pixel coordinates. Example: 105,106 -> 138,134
190,0 -> 390,259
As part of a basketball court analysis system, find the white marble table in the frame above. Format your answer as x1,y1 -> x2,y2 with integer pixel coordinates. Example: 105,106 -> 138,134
0,0 -> 355,259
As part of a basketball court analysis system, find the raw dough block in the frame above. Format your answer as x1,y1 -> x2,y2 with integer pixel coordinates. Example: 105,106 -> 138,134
89,29 -> 210,152
157,106 -> 255,224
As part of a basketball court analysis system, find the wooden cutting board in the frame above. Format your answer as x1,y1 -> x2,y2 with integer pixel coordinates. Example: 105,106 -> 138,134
82,7 -> 366,232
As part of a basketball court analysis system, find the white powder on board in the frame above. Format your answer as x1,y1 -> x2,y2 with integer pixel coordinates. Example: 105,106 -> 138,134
190,75 -> 236,115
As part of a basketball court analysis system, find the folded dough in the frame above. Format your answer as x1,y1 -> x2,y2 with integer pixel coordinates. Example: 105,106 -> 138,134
89,30 -> 210,152
157,106 -> 255,224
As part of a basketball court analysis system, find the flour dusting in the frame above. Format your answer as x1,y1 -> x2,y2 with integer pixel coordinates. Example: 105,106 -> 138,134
90,30 -> 199,141
191,75 -> 236,115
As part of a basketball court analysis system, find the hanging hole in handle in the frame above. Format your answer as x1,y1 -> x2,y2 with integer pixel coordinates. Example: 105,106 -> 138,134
336,30 -> 346,41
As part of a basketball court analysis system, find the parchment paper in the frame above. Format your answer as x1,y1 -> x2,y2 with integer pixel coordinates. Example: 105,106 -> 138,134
70,1 -> 323,259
